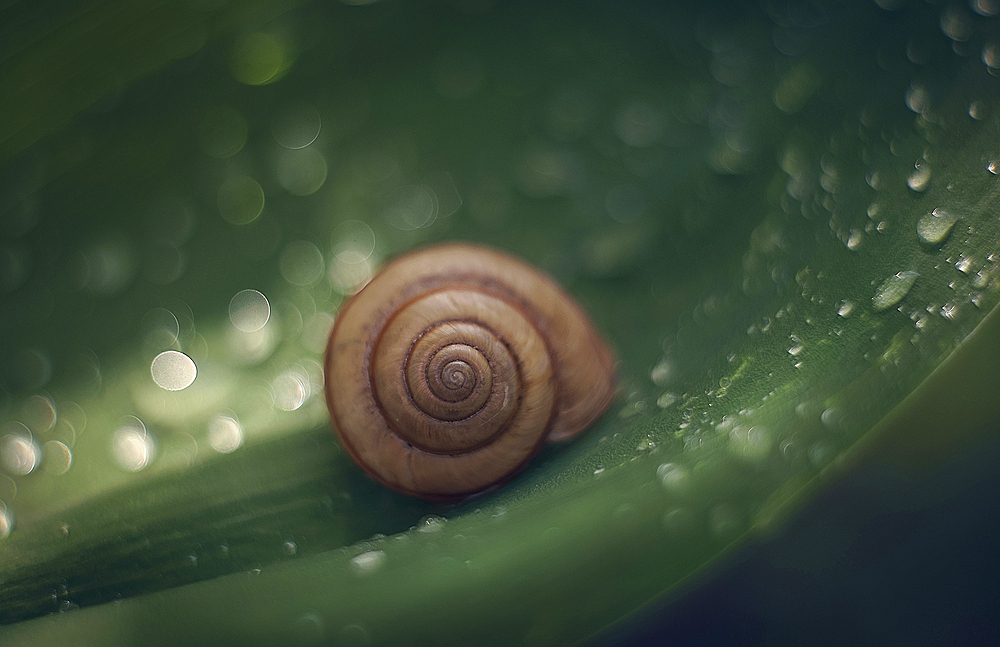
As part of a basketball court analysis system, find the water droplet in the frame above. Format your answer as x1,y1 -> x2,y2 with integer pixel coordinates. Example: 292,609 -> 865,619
837,300 -> 854,317
417,515 -> 446,534
955,255 -> 974,274
150,350 -> 197,391
229,289 -> 270,332
808,441 -> 834,467
656,392 -> 679,409
349,550 -> 386,576
207,414 -> 243,453
282,540 -> 298,556
290,612 -> 326,646
916,209 -> 958,246
656,463 -> 690,496
650,357 -> 674,386
820,407 -> 843,432
728,425 -> 771,461
872,271 -> 919,311
846,229 -> 863,251
907,161 -> 931,192
112,417 -> 156,472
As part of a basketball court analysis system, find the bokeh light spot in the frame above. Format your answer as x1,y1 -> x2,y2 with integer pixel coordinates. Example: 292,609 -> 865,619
112,417 -> 156,472
208,414 -> 244,453
229,32 -> 291,86
150,350 -> 198,391
0,507 -> 12,540
275,148 -> 328,196
197,106 -> 248,158
272,102 -> 322,149
229,289 -> 271,332
41,440 -> 73,475
217,176 -> 265,225
1,424 -> 39,476
279,240 -> 325,286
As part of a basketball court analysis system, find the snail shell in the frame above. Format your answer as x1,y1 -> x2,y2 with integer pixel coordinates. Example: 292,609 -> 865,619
324,243 -> 616,500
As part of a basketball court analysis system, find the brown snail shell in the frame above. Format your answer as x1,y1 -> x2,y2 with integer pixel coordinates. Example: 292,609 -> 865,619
324,243 -> 616,501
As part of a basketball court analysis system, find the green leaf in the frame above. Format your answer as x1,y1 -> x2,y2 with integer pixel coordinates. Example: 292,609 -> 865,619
1,1 -> 999,645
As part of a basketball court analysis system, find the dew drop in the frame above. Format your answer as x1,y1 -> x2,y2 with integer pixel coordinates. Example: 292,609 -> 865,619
916,209 -> 958,246
907,161 -> 931,192
837,300 -> 854,317
872,271 -> 919,311
290,612 -> 326,646
349,550 -> 386,576
649,357 -> 674,386
417,515 -> 446,534
846,229 -> 863,251
656,462 -> 690,496
728,425 -> 771,461
656,392 -> 679,409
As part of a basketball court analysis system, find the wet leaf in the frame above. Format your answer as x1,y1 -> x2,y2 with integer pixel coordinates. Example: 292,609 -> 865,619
1,1 -> 999,645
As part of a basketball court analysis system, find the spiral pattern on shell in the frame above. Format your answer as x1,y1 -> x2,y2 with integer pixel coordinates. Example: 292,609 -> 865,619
324,243 -> 616,500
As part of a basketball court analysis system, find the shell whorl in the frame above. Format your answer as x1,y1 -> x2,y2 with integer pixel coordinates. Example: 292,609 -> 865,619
324,243 -> 616,500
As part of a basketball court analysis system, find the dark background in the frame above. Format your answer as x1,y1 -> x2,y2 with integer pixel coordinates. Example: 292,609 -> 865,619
595,411 -> 1000,646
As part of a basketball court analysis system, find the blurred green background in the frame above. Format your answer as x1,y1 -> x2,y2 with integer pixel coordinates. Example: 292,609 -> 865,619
1,0 -> 999,644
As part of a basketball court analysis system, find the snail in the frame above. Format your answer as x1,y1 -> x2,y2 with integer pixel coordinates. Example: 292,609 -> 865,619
324,243 -> 616,501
